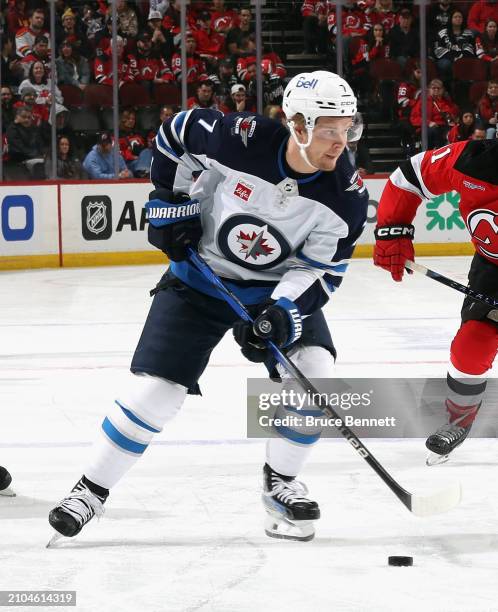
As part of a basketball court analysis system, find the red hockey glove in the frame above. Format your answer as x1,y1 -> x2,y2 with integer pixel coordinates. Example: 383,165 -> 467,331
373,224 -> 415,282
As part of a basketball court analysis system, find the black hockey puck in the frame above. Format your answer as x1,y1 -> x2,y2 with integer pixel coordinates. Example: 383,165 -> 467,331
388,556 -> 413,567
0,466 -> 12,491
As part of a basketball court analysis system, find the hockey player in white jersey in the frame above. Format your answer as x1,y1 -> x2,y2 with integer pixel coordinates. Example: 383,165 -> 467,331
48,71 -> 368,542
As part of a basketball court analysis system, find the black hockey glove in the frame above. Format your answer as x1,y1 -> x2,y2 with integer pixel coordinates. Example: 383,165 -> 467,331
233,298 -> 303,363
145,188 -> 202,262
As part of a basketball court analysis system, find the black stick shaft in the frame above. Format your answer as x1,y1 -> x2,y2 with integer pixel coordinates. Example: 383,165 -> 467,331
405,260 -> 498,309
189,250 -> 413,512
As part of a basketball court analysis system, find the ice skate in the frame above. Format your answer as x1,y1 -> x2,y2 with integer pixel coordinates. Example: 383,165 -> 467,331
47,477 -> 108,544
425,422 -> 472,466
0,466 -> 15,497
262,463 -> 320,542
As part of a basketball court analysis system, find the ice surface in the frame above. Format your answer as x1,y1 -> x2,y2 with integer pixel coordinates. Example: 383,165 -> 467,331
1,257 -> 497,612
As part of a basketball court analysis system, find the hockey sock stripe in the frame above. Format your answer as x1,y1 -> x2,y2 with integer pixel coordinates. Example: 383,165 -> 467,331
447,373 -> 487,397
101,418 -> 149,455
274,422 -> 322,445
115,400 -> 161,433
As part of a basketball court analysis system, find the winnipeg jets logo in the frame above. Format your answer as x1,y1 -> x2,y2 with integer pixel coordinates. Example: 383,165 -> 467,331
467,209 -> 498,259
236,228 -> 275,260
345,170 -> 365,193
217,214 -> 291,270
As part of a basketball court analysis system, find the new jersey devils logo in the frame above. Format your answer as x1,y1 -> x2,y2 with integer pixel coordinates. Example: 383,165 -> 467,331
467,209 -> 498,259
217,214 -> 291,270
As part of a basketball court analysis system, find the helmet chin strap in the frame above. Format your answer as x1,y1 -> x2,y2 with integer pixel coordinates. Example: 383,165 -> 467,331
288,121 -> 320,171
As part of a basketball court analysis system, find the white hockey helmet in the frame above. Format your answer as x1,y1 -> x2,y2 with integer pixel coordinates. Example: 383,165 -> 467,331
282,70 -> 357,129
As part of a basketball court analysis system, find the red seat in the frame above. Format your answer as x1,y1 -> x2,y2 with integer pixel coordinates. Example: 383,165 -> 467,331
490,61 -> 498,80
153,83 -> 181,105
469,80 -> 488,105
453,58 -> 488,82
369,59 -> 403,81
403,58 -> 438,81
59,84 -> 83,108
119,82 -> 151,107
83,84 -> 114,108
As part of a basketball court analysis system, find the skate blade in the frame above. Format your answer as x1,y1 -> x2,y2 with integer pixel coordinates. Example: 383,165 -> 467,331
0,487 -> 16,497
264,515 -> 315,542
46,532 -> 64,548
426,451 -> 450,466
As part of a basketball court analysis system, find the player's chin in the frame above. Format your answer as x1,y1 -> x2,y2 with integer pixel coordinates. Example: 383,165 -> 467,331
318,154 -> 339,171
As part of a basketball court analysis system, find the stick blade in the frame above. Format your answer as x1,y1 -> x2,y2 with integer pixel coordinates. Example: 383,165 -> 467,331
410,481 -> 462,517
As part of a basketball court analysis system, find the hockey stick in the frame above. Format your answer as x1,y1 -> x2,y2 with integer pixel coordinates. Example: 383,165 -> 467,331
187,248 -> 461,517
405,260 -> 498,312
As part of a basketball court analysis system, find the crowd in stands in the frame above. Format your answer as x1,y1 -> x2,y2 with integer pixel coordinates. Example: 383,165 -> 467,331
2,0 -> 498,179
0,0 -> 288,179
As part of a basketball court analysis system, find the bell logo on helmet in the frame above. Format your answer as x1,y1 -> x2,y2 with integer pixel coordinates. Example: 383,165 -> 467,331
296,77 -> 318,89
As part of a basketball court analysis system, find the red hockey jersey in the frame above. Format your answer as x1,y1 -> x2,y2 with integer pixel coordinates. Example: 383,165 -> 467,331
378,140 -> 498,264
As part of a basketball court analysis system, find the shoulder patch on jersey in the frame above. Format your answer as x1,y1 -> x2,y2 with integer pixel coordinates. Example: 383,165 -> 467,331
345,170 -> 366,193
232,115 -> 257,147
234,179 -> 255,201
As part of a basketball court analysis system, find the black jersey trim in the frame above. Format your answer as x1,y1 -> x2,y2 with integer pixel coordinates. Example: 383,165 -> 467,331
453,140 -> 498,186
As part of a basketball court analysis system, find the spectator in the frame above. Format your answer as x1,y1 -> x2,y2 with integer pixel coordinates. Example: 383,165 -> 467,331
301,0 -> 329,54
117,0 -> 138,39
159,104 -> 177,123
147,10 -> 175,59
226,8 -> 254,56
328,0 -> 372,67
447,108 -> 478,141
193,10 -> 226,64
16,8 -> 50,58
471,123 -> 487,138
6,0 -> 28,34
219,83 -> 255,113
410,78 -> 459,148
427,0 -> 455,43
56,8 -> 90,59
14,86 -> 49,126
1,36 -> 24,87
263,103 -> 287,125
83,132 -> 131,180
187,80 -> 219,109
21,34 -> 51,78
476,19 -> 498,61
172,33 -> 208,83
81,4 -> 104,43
367,0 -> 399,34
477,79 -> 498,136
1,86 -> 15,132
6,106 -> 47,178
19,61 -> 68,127
433,9 -> 477,83
130,30 -> 174,91
247,59 -> 285,106
118,108 -> 151,177
45,135 -> 84,179
162,0 -> 196,45
390,9 -> 419,67
211,0 -> 239,34
94,36 -> 135,87
468,0 -> 498,34
235,33 -> 287,81
56,40 -> 91,90
350,24 -> 390,101
208,58 -> 238,105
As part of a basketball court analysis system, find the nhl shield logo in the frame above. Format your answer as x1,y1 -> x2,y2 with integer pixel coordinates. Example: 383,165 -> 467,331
81,196 -> 112,240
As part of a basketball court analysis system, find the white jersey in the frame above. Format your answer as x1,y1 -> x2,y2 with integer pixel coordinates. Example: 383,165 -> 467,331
151,109 -> 369,316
